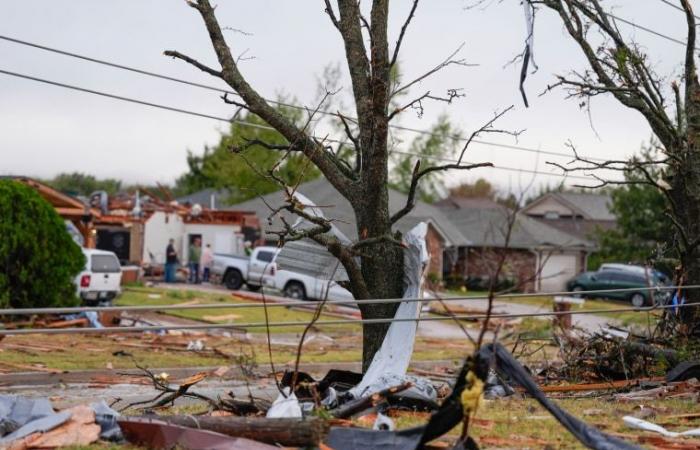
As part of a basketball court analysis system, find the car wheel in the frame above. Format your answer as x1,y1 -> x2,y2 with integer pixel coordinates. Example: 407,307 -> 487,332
630,292 -> 646,308
571,285 -> 584,298
246,284 -> 262,292
224,269 -> 243,290
284,282 -> 307,300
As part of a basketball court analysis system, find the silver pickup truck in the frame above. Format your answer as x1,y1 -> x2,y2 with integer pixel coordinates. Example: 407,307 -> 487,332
211,246 -> 279,290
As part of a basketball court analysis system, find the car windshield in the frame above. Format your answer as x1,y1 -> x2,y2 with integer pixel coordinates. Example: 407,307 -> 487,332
91,255 -> 121,273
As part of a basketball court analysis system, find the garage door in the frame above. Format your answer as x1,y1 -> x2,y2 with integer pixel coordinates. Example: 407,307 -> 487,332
539,253 -> 578,292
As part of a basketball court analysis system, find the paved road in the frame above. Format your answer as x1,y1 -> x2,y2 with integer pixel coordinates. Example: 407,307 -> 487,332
445,296 -> 618,331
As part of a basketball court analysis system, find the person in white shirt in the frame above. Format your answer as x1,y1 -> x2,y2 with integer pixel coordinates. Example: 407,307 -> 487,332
200,244 -> 214,283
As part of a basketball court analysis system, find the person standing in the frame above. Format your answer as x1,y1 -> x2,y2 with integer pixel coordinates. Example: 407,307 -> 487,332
188,238 -> 202,284
164,239 -> 178,283
200,243 -> 214,283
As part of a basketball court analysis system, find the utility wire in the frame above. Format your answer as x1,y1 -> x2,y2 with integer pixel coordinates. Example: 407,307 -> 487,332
0,68 -> 596,181
606,12 -> 688,46
0,33 -> 607,163
2,300 -> 697,336
656,0 -> 700,22
0,284 -> 687,316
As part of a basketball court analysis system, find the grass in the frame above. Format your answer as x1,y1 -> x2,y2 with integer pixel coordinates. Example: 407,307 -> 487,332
116,287 -> 361,334
386,396 -> 700,449
0,330 -> 469,372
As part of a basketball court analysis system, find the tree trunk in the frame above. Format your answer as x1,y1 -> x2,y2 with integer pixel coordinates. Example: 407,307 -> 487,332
670,75 -> 700,332
354,157 -> 405,372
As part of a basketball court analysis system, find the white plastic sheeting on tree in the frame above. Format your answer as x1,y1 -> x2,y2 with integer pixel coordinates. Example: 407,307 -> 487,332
347,222 -> 436,402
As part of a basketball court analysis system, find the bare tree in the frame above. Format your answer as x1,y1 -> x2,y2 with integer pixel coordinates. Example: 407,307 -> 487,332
531,0 -> 700,333
166,0 -> 515,369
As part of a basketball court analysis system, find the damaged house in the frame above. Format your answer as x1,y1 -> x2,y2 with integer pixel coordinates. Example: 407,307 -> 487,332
91,191 -> 260,266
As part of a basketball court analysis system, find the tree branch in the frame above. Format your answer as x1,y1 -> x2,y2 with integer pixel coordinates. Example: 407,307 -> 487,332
167,0 -> 355,199
390,0 -> 420,67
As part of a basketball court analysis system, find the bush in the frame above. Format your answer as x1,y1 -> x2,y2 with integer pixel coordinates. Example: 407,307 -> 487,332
0,180 -> 85,308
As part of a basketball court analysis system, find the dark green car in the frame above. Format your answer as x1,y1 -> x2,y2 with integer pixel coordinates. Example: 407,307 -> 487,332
566,270 -> 668,307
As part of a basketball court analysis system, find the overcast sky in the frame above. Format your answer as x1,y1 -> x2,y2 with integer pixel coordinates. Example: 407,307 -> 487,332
0,1 -> 690,193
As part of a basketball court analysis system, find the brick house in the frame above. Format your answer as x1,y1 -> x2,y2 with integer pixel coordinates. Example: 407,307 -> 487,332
219,178 -> 468,279
436,197 -> 595,292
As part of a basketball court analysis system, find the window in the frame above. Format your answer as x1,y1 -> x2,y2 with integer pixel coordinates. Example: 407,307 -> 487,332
596,271 -> 614,281
544,211 -> 560,220
256,251 -> 275,263
91,255 -> 121,273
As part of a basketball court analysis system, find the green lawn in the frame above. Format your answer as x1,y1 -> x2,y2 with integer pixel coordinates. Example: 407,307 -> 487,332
117,287 -> 361,334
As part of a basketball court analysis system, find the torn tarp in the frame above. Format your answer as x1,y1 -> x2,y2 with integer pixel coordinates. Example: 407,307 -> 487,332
519,0 -> 539,107
347,223 -> 432,403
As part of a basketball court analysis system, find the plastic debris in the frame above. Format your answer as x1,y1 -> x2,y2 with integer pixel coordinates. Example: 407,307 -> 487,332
347,223 -> 431,402
266,388 -> 302,418
186,339 -> 205,351
623,416 -> 700,438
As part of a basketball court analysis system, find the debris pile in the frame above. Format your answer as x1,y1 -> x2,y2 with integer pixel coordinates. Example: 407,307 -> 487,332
550,328 -> 679,383
0,396 -> 121,449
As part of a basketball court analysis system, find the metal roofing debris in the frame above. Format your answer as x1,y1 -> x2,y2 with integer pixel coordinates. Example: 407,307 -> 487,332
225,178 -> 470,247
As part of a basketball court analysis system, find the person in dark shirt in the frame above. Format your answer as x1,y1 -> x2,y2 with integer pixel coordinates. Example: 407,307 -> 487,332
164,239 -> 178,283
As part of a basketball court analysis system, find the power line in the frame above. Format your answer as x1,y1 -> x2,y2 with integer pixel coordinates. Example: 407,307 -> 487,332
1,300 -> 696,336
656,0 -> 700,22
0,68 -> 600,182
0,284 -> 685,316
0,33 -> 607,163
606,12 -> 688,47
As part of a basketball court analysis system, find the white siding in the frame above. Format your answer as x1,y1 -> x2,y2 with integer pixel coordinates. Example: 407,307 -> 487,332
184,223 -> 244,261
142,211 -> 185,264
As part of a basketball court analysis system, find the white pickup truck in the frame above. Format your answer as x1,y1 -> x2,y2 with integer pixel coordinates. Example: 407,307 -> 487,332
212,246 -> 279,291
212,246 -> 353,301
271,268 -> 354,301
75,248 -> 122,305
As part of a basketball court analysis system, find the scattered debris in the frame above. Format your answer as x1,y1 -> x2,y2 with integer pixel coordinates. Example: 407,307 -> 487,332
118,417 -> 277,450
0,397 -> 121,449
141,415 -> 329,447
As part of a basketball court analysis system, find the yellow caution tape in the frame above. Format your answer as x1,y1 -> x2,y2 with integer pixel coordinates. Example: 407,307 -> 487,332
460,370 -> 484,417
